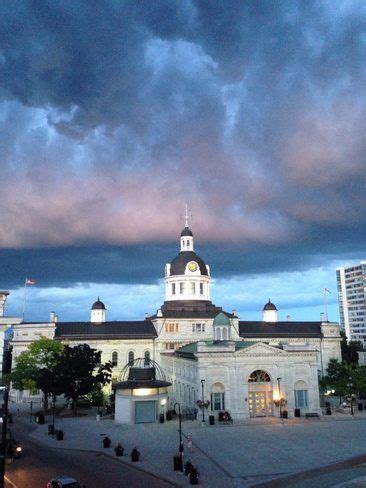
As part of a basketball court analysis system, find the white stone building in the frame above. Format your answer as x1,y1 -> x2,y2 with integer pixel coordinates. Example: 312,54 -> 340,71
336,261 -> 366,343
9,223 -> 342,421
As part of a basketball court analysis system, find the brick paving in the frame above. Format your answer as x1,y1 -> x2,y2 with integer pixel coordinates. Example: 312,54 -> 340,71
11,403 -> 366,487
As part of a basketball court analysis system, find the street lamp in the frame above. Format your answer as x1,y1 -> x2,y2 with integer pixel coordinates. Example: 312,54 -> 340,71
52,395 -> 56,436
0,386 -> 9,488
173,402 -> 183,472
201,379 -> 206,423
277,377 -> 282,418
347,377 -> 354,416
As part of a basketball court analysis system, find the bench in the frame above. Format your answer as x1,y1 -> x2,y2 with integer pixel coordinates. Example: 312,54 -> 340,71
305,412 -> 320,419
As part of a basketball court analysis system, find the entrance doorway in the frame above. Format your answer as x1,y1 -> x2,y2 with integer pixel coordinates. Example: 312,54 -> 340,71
248,370 -> 273,417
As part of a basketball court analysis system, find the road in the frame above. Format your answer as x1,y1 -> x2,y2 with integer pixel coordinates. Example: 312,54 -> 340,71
4,421 -> 175,488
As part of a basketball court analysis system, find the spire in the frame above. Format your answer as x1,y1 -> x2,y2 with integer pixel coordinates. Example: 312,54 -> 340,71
185,203 -> 189,228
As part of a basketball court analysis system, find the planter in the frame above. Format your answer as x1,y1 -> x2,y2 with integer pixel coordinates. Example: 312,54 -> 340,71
56,430 -> 64,441
173,454 -> 183,471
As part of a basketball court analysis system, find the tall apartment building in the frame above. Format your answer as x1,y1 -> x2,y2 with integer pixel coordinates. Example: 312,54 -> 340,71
336,261 -> 366,343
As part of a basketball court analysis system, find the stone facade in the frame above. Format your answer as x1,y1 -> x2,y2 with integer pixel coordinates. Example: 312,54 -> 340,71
8,224 -> 342,420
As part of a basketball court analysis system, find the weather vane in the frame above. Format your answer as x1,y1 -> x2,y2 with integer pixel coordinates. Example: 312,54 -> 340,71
183,203 -> 193,227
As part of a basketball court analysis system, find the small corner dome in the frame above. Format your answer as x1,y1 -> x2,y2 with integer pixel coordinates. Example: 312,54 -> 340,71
213,312 -> 231,327
181,226 -> 193,237
92,297 -> 106,310
263,299 -> 277,311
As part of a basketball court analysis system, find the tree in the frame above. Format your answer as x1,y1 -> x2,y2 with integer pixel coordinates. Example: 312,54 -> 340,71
10,337 -> 63,410
340,331 -> 363,364
320,359 -> 349,404
53,344 -> 112,414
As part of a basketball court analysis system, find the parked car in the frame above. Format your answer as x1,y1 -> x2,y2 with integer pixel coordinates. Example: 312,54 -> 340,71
46,476 -> 82,488
1,428 -> 22,463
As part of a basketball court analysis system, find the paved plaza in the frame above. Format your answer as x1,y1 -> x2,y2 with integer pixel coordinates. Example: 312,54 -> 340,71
12,404 -> 366,487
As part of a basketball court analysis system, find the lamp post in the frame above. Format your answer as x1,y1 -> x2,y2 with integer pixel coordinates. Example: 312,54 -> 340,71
201,379 -> 206,423
0,386 -> 9,488
277,377 -> 282,418
347,377 -> 354,416
173,402 -> 183,472
52,395 -> 56,435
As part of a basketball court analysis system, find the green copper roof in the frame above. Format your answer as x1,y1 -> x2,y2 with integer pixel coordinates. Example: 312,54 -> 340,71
213,312 -> 231,327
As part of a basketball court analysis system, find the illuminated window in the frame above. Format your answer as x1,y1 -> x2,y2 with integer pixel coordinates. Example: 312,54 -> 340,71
165,323 -> 178,333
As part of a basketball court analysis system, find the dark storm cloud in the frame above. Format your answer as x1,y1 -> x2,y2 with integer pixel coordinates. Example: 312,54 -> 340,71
0,0 -> 365,279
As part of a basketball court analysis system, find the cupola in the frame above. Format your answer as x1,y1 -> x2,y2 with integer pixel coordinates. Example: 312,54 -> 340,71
262,299 -> 278,323
213,312 -> 231,341
164,210 -> 211,302
91,297 -> 106,323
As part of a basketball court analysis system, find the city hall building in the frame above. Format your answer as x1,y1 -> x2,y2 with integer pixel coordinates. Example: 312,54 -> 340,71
8,223 -> 342,422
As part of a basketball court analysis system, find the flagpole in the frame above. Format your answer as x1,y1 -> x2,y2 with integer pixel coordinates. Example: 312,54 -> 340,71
22,278 -> 28,321
324,288 -> 329,322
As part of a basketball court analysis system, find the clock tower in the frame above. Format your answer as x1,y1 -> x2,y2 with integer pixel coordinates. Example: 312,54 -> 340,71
164,225 -> 211,302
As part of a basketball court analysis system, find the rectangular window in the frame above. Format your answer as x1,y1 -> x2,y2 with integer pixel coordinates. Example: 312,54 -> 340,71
192,323 -> 205,333
179,282 -> 185,294
190,282 -> 196,294
172,283 -> 176,295
210,393 -> 225,411
295,390 -> 308,408
165,323 -> 178,333
200,283 -> 204,295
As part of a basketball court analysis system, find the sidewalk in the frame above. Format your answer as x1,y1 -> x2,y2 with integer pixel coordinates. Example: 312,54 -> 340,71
11,402 -> 366,487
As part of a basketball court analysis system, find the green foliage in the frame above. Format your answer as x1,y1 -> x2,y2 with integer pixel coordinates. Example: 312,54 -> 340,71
340,331 -> 363,364
10,337 -> 63,391
52,344 -> 112,413
321,358 -> 366,400
85,383 -> 108,407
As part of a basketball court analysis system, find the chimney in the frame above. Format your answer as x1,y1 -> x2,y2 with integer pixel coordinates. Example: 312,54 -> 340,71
286,315 -> 291,321
0,292 -> 9,317
157,309 -> 163,318
50,312 -> 58,323
320,312 -> 326,322
144,313 -> 148,319
232,310 -> 237,316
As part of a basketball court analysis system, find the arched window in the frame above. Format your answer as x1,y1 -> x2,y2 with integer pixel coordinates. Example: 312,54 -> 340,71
144,350 -> 150,365
210,382 -> 225,411
128,351 -> 134,365
111,351 -> 118,367
222,328 -> 228,340
248,370 -> 271,382
294,380 -> 308,408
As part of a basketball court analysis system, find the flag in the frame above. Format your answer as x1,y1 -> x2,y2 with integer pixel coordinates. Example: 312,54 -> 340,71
25,278 -> 36,285
325,288 -> 331,294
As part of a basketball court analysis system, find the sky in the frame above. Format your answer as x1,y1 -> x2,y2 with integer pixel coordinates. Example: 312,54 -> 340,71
1,1 -> 365,323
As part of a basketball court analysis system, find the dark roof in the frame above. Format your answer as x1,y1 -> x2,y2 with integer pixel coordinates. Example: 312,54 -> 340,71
239,321 -> 322,338
181,226 -> 193,237
55,321 -> 157,340
92,298 -> 106,310
149,300 -> 236,319
263,299 -> 277,311
114,379 -> 171,389
170,251 -> 208,276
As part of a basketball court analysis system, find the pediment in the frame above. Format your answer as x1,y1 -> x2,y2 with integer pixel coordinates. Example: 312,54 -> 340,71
235,342 -> 286,356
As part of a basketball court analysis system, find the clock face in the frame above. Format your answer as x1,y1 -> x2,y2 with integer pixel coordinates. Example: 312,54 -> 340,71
187,261 -> 198,272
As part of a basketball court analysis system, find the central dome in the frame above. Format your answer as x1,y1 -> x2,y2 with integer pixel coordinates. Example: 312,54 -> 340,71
170,251 -> 208,276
